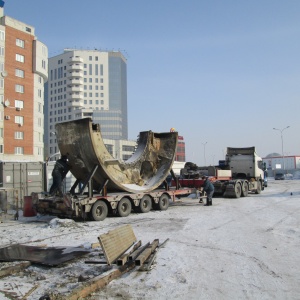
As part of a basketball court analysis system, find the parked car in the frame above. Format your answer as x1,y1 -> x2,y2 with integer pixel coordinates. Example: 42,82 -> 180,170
275,173 -> 285,180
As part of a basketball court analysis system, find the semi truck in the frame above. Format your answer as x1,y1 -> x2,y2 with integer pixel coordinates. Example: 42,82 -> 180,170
178,147 -> 266,198
33,118 -> 196,221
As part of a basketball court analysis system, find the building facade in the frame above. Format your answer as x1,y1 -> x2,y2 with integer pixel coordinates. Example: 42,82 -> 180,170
263,155 -> 300,176
176,135 -> 186,162
46,49 -> 128,159
0,7 -> 48,161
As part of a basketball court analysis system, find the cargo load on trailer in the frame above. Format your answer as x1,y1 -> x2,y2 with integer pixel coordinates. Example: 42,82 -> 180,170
33,118 -> 195,221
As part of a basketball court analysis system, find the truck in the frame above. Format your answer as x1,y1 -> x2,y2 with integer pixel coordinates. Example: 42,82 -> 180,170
177,147 -> 266,198
33,118 -> 196,221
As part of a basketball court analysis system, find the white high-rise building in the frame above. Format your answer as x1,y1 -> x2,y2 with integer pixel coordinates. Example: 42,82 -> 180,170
46,49 -> 128,159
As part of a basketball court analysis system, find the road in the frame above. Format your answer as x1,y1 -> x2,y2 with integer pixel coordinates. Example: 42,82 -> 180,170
0,179 -> 299,300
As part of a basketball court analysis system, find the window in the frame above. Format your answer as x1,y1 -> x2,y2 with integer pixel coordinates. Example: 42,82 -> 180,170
16,38 -> 25,48
0,31 -> 4,40
15,84 -> 24,93
15,147 -> 24,155
15,116 -> 24,125
16,54 -> 25,63
0,128 -> 3,138
42,45 -> 47,56
0,47 -> 4,56
0,79 -> 3,88
0,144 -> 3,154
42,60 -> 46,69
15,131 -> 24,139
123,145 -> 136,152
38,102 -> 42,113
15,69 -> 25,78
15,100 -> 24,109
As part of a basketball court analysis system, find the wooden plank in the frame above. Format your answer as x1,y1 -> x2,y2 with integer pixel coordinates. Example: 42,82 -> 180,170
135,239 -> 159,266
129,242 -> 150,261
97,224 -> 137,265
66,261 -> 136,300
135,248 -> 152,266
0,261 -> 31,278
117,240 -> 142,266
139,251 -> 157,271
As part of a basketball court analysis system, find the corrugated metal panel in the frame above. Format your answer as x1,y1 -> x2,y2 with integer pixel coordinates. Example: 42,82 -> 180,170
98,225 -> 136,265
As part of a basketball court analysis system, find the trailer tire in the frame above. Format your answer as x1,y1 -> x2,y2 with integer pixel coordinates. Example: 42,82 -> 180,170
241,181 -> 249,197
138,195 -> 152,213
255,181 -> 262,194
117,197 -> 132,217
90,200 -> 108,221
234,182 -> 242,198
155,194 -> 170,211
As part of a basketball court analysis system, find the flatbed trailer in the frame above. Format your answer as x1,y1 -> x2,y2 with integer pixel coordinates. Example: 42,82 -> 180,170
34,168 -> 196,221
33,186 -> 196,221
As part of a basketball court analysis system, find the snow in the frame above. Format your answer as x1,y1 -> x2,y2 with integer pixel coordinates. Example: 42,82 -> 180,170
0,179 -> 299,299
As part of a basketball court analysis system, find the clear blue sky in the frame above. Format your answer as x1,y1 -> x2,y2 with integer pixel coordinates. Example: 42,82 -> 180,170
5,0 -> 300,165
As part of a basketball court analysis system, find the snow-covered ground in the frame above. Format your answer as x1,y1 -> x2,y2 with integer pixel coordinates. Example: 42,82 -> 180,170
0,179 -> 299,300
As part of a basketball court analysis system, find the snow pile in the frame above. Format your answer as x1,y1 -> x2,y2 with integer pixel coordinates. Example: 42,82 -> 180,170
48,217 -> 79,229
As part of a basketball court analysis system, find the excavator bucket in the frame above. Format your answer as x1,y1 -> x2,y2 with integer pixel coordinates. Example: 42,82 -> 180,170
55,118 -> 178,193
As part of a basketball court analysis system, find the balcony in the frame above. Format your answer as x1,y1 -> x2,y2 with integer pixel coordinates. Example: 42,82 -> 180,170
68,99 -> 84,108
67,86 -> 84,93
68,92 -> 84,101
68,64 -> 84,71
68,56 -> 84,64
69,78 -> 84,85
67,70 -> 83,78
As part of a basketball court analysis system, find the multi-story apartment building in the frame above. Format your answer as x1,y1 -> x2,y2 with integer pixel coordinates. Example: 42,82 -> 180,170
46,49 -> 128,159
0,7 -> 48,162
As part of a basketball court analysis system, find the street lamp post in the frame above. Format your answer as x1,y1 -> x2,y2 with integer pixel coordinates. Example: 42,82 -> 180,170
202,142 -> 207,166
273,126 -> 290,172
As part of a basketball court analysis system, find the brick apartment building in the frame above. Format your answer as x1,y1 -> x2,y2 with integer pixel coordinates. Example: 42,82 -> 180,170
0,7 -> 48,162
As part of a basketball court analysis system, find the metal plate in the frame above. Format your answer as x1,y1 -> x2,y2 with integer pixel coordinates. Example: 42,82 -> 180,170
0,244 -> 90,266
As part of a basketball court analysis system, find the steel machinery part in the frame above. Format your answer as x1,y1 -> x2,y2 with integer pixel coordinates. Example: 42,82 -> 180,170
55,118 -> 178,193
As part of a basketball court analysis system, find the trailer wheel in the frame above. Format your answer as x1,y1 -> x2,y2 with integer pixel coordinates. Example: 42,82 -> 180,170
234,182 -> 242,198
90,200 -> 108,221
117,197 -> 132,217
138,195 -> 152,213
241,181 -> 249,197
255,181 -> 262,194
155,194 -> 170,211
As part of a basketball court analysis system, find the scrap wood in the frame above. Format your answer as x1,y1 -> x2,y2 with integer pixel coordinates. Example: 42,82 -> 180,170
129,242 -> 150,261
138,238 -> 169,272
139,251 -> 157,271
117,240 -> 142,266
98,224 -> 137,265
135,239 -> 159,266
65,260 -> 136,300
0,261 -> 31,278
